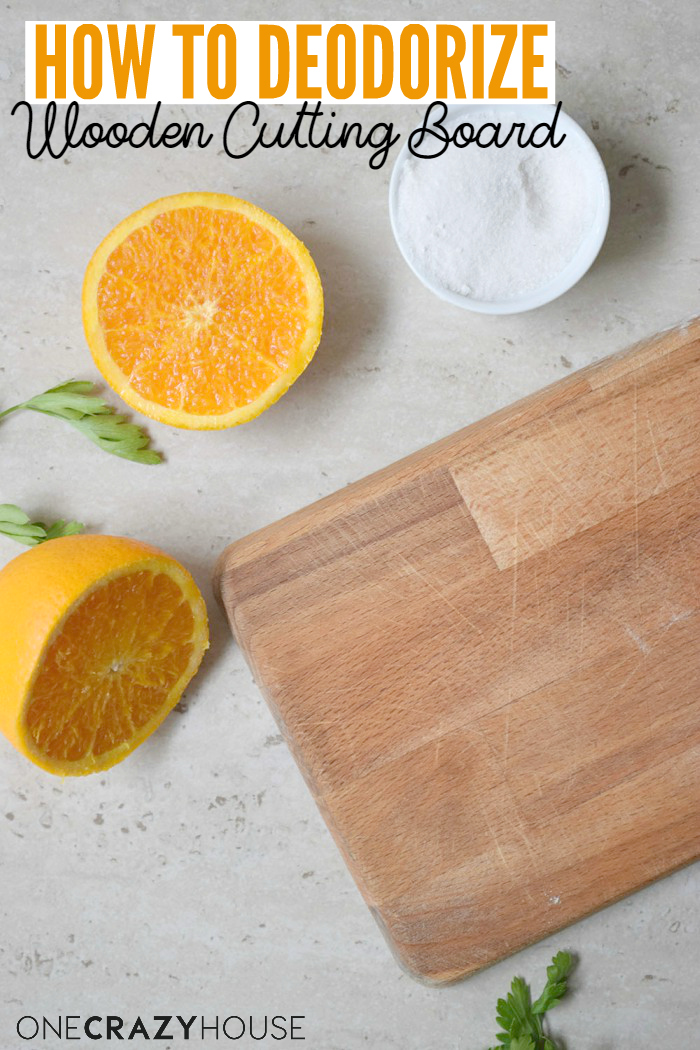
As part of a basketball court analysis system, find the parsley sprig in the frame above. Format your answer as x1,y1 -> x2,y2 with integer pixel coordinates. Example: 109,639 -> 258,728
0,380 -> 161,547
487,951 -> 574,1050
0,380 -> 162,464
0,503 -> 84,546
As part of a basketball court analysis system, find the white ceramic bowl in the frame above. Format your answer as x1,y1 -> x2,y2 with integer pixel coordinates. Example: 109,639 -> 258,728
389,103 -> 610,315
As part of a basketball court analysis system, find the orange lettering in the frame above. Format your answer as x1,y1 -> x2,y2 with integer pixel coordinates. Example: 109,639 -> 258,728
296,24 -> 322,99
472,24 -> 485,99
362,25 -> 393,100
399,23 -> 429,100
73,24 -> 102,100
489,24 -> 518,99
172,24 -> 204,99
108,23 -> 154,99
522,24 -> 548,99
207,23 -> 236,100
259,25 -> 290,99
327,24 -> 356,100
436,25 -> 466,99
35,23 -> 67,98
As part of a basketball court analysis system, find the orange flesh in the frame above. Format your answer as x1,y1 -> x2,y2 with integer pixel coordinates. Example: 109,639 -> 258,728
97,207 -> 311,415
25,570 -> 195,763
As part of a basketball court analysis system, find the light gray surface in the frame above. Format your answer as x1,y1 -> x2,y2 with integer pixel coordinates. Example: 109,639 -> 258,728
1,2 -> 698,1047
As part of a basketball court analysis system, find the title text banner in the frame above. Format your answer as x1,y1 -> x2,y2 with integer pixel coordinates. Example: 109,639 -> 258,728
25,21 -> 555,105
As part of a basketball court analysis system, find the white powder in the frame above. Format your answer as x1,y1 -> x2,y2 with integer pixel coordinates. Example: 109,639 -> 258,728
394,109 -> 597,303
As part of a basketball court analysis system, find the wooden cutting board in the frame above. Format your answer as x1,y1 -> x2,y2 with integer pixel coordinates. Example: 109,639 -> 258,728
214,319 -> 700,983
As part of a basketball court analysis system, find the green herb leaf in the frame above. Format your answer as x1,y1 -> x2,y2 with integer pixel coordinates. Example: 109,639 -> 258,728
0,380 -> 162,464
44,519 -> 84,541
508,976 -> 533,1034
510,1038 -> 537,1050
0,504 -> 33,525
0,504 -> 84,547
532,952 -> 574,1016
486,952 -> 574,1050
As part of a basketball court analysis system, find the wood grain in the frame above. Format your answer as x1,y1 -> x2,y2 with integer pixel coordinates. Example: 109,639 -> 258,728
214,319 -> 700,983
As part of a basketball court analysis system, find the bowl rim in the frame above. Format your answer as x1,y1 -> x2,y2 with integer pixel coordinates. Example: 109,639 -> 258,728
388,102 -> 611,315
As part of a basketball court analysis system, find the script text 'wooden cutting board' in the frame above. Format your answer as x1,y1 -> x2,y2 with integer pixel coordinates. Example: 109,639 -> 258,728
215,320 -> 700,983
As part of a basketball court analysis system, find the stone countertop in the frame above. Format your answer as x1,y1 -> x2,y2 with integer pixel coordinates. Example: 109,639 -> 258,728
1,2 -> 698,1047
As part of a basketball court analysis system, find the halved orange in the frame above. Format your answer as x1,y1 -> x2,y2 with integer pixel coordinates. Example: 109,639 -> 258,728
82,192 -> 324,430
0,535 -> 208,776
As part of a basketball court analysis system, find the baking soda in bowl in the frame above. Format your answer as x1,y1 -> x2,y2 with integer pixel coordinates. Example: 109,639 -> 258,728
391,105 -> 609,311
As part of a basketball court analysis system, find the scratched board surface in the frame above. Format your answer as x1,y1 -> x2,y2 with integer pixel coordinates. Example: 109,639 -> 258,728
215,319 -> 700,983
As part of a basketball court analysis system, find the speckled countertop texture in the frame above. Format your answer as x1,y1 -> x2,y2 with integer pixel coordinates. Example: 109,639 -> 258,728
1,1 -> 699,1047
